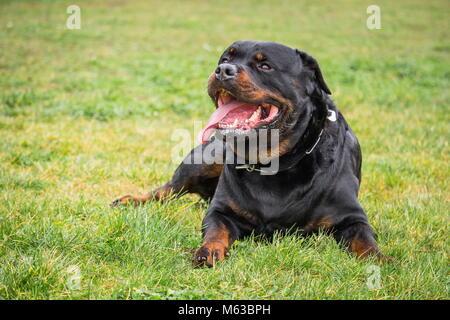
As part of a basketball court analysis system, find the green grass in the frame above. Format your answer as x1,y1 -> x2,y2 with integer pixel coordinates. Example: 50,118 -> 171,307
0,0 -> 449,299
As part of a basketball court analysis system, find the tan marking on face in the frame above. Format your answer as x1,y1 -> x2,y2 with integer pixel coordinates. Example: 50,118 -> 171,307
229,47 -> 236,54
209,70 -> 294,112
234,71 -> 267,101
255,53 -> 265,61
235,71 -> 294,112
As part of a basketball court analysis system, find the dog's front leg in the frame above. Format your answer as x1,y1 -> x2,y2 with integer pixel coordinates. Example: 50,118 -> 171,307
110,182 -> 177,207
111,140 -> 224,207
193,215 -> 237,267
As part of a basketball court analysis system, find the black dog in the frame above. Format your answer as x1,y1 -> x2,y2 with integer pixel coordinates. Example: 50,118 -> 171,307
112,40 -> 388,266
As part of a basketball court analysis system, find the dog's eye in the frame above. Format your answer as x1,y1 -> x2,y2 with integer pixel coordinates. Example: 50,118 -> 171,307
258,63 -> 271,70
221,58 -> 229,63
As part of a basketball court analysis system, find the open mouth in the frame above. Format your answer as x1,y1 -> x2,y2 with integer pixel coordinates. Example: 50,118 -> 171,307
198,89 -> 279,144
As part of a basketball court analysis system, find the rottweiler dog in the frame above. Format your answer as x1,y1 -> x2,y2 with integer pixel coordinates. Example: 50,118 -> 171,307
112,40 -> 388,267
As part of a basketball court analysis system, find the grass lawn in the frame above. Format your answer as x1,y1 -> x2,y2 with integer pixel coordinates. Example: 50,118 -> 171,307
0,0 -> 448,299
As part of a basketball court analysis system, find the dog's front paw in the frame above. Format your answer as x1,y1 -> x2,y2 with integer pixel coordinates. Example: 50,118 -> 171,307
110,195 -> 137,207
193,242 -> 230,267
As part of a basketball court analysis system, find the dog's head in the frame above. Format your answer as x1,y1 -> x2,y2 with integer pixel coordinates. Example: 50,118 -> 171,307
199,40 -> 331,157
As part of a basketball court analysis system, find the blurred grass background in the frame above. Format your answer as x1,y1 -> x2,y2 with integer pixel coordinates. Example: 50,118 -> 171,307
0,0 -> 448,299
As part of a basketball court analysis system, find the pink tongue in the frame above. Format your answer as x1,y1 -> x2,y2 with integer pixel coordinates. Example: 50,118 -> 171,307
198,101 -> 254,144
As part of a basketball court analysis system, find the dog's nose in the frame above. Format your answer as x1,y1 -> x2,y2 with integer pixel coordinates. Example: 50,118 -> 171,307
215,63 -> 237,81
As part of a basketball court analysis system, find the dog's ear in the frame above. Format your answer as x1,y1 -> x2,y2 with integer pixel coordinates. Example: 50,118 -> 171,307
296,49 -> 331,95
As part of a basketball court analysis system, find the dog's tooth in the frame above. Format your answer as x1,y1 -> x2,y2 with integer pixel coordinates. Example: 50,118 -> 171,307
248,106 -> 262,123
